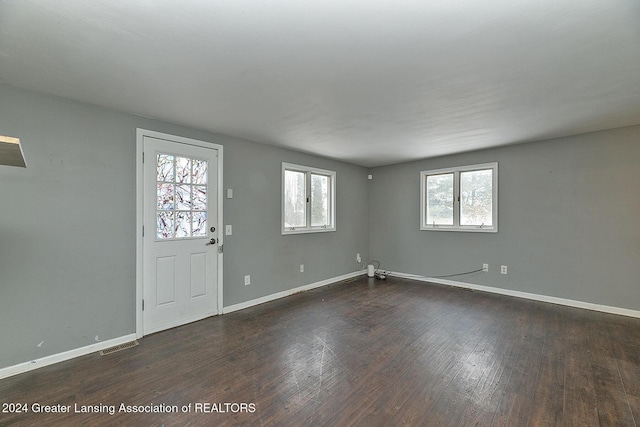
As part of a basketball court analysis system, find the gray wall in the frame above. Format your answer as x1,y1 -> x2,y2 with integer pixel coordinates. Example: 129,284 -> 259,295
2,79 -> 638,372
222,133 -> 369,305
369,125 -> 640,311
0,83 -> 369,369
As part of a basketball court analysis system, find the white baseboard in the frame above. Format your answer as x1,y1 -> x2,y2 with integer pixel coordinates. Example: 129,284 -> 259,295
0,333 -> 138,380
14,270 -> 629,380
390,271 -> 640,319
223,270 -> 366,314
1,272 -> 365,381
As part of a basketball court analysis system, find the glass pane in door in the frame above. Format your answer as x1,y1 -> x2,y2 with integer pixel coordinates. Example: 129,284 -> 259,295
156,153 -> 208,239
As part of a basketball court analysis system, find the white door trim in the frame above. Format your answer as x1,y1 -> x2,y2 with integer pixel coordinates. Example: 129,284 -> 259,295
135,128 -> 224,338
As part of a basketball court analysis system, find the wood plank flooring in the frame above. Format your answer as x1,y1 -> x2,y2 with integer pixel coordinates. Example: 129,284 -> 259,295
1,276 -> 639,426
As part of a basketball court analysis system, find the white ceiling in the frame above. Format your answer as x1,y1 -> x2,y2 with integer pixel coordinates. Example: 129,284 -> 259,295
1,1 -> 639,167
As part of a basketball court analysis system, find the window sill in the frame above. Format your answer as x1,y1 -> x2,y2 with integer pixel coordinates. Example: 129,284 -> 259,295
420,226 -> 497,233
282,227 -> 336,235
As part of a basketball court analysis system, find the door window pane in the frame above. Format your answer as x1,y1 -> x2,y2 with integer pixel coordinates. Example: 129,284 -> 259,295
157,211 -> 174,239
157,183 -> 174,210
157,154 -> 175,181
460,169 -> 493,226
175,211 -> 190,238
176,185 -> 191,210
426,173 -> 454,225
192,186 -> 207,210
176,157 -> 191,183
192,212 -> 207,236
192,159 -> 208,184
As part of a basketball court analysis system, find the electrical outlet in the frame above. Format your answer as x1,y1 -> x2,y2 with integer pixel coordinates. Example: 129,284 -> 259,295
501,265 -> 508,275
356,253 -> 362,263
225,225 -> 232,235
300,264 -> 304,273
483,263 -> 489,272
244,275 -> 251,286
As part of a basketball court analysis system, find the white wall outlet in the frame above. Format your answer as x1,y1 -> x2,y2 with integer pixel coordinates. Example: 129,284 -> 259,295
501,265 -> 508,275
225,225 -> 232,235
483,263 -> 489,272
356,253 -> 362,263
300,264 -> 304,273
226,188 -> 233,199
368,174 -> 373,180
244,275 -> 251,285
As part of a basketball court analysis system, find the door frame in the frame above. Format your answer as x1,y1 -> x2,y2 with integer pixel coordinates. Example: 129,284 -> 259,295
135,128 -> 224,338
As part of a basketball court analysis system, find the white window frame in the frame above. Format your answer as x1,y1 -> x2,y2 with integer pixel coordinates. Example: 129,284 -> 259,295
282,162 -> 336,235
420,162 -> 498,233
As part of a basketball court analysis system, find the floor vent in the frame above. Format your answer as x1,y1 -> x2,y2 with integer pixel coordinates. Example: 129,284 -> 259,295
99,340 -> 139,356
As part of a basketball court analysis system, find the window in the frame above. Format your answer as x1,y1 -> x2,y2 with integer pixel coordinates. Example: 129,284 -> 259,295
420,162 -> 497,232
156,153 -> 208,239
282,163 -> 336,234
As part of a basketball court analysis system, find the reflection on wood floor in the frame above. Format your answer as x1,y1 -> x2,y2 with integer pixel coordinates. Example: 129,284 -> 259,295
2,276 -> 639,426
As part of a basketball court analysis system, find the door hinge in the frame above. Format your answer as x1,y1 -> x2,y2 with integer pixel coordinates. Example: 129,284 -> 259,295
218,244 -> 223,254
142,226 -> 145,237
142,151 -> 145,163
142,299 -> 145,311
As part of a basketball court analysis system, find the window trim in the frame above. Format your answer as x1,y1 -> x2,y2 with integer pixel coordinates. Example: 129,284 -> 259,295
282,162 -> 336,235
420,162 -> 498,233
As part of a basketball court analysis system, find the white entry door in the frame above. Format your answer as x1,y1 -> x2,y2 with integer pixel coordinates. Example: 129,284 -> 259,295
141,134 -> 221,335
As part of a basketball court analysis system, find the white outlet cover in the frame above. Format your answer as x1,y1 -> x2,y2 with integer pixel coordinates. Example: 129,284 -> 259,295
225,225 -> 232,235
227,188 -> 233,199
244,275 -> 250,285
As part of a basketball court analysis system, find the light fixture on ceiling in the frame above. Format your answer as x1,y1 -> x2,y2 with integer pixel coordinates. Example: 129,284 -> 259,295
0,135 -> 27,167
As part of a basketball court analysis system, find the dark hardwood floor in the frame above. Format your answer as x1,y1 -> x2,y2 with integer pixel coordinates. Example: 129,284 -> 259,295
2,276 -> 639,426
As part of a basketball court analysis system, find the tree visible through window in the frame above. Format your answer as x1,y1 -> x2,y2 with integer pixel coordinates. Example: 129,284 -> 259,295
311,174 -> 329,226
460,169 -> 493,226
284,170 -> 306,228
282,163 -> 335,234
421,163 -> 497,232
426,173 -> 454,226
156,153 -> 208,239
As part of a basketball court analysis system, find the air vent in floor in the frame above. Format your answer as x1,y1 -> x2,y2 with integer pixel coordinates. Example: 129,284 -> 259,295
99,340 -> 139,356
